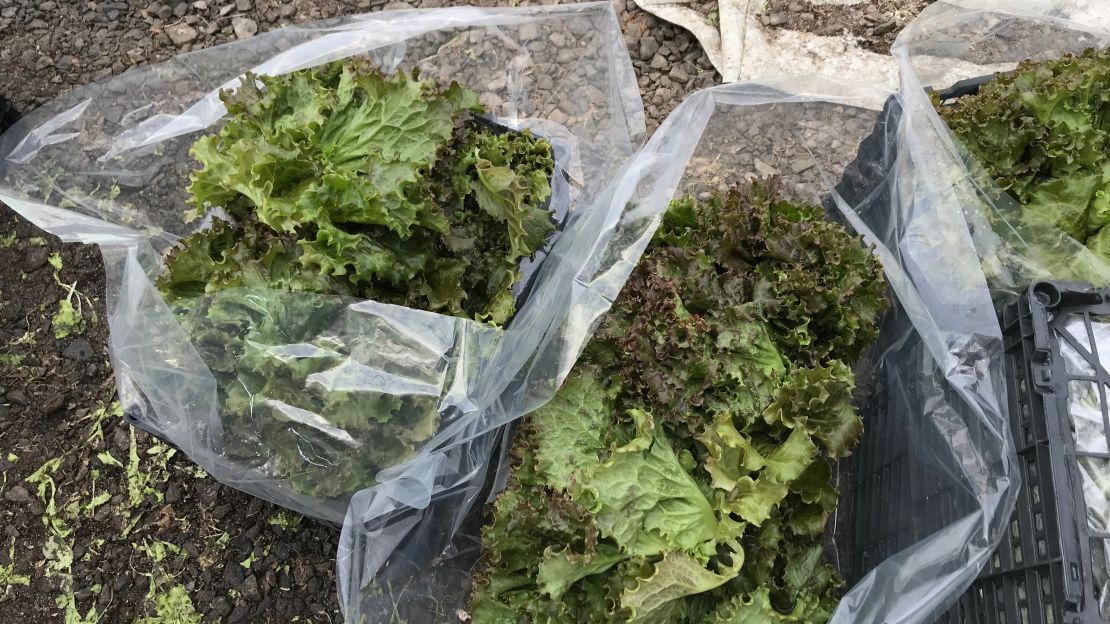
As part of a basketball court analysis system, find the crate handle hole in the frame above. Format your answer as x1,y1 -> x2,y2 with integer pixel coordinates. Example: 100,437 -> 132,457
1033,282 -> 1062,308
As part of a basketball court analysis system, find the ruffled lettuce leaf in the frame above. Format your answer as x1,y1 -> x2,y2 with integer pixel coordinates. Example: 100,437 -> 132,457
157,59 -> 556,501
469,178 -> 885,622
939,47 -> 1110,269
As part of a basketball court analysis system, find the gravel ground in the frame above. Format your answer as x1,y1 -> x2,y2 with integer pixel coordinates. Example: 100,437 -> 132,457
0,0 -> 924,622
762,0 -> 931,54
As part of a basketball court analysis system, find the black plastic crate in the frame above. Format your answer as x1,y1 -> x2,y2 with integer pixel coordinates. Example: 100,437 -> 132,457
940,281 -> 1110,624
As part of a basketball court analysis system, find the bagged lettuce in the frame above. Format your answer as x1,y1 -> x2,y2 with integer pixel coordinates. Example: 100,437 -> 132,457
469,179 -> 886,622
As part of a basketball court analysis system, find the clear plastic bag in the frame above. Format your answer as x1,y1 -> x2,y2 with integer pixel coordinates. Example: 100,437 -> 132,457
893,0 -> 1110,299
840,2 -> 1110,621
0,2 -> 645,524
336,75 -> 1019,623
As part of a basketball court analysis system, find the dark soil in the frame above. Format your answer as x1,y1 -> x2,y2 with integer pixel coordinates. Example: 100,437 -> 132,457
0,212 -> 344,622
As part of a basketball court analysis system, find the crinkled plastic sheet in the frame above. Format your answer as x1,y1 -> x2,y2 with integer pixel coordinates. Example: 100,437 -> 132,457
0,2 -> 645,524
336,75 -> 1018,624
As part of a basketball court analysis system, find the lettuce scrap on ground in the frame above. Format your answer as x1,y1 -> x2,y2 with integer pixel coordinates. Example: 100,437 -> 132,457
154,59 -> 556,499
468,179 -> 886,623
939,47 -> 1110,262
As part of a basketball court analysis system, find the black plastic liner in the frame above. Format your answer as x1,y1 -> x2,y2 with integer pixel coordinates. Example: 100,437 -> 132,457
0,95 -> 21,179
0,95 -> 19,134
829,90 -> 976,623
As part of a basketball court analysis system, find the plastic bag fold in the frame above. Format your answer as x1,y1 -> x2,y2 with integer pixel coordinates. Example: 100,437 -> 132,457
893,0 -> 1110,298
861,2 -> 1110,621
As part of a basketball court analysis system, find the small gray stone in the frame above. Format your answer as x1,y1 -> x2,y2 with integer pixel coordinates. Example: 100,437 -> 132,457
791,157 -> 817,174
212,596 -> 233,617
478,92 -> 501,112
754,158 -> 778,177
668,64 -> 689,83
873,19 -> 898,36
768,12 -> 787,27
193,0 -> 209,9
549,32 -> 566,47
639,36 -> 659,61
232,16 -> 258,39
241,574 -> 261,601
3,485 -> 31,504
63,338 -> 95,361
165,22 -> 199,46
650,53 -> 667,70
518,23 -> 538,41
236,0 -> 253,10
227,606 -> 250,624
173,3 -> 188,17
223,562 -> 245,587
23,248 -> 48,272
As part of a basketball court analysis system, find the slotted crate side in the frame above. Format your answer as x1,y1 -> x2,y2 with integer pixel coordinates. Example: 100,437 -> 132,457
846,300 -> 982,589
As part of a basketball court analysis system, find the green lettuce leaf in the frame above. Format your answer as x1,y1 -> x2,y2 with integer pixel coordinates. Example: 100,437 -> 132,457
622,552 -> 742,624
584,425 -> 718,557
939,47 -> 1110,267
538,546 -> 629,600
158,59 -> 558,501
530,369 -> 614,492
469,179 -> 885,623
